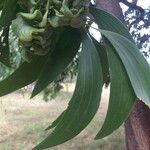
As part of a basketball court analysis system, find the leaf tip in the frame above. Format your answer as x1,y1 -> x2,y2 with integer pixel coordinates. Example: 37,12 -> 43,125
31,87 -> 39,99
44,126 -> 51,131
94,133 -> 104,140
30,92 -> 36,99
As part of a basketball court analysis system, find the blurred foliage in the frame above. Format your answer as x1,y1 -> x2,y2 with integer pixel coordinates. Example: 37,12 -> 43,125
121,0 -> 150,57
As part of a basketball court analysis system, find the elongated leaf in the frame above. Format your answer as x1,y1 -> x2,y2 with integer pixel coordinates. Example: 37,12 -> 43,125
44,42 -> 107,131
90,7 -> 148,137
91,37 -> 109,84
0,26 -> 10,66
45,111 -> 65,131
0,0 -> 18,66
90,7 -> 150,105
100,30 -> 150,106
45,36 -> 107,133
0,55 -> 47,97
0,0 -> 17,29
31,27 -> 81,97
89,7 -> 133,42
0,28 -> 60,97
33,32 -> 103,150
95,39 -> 135,139
0,1 -> 4,9
90,7 -> 136,137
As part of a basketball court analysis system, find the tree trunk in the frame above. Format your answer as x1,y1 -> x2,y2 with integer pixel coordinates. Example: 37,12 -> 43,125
96,0 -> 150,149
96,0 -> 125,22
125,100 -> 150,150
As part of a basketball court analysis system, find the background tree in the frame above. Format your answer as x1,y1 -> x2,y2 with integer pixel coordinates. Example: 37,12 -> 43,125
120,0 -> 150,57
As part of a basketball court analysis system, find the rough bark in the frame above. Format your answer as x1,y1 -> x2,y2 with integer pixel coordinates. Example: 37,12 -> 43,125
96,0 -> 150,150
96,0 -> 125,22
125,100 -> 150,150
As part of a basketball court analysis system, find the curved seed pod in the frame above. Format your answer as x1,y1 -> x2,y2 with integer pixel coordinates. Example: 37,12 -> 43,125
48,16 -> 60,27
70,8 -> 79,14
18,0 -> 38,12
12,16 -> 45,42
19,10 -> 43,21
20,49 -> 33,62
70,7 -> 85,28
60,0 -> 74,17
70,18 -> 82,28
30,0 -> 38,5
52,0 -> 62,6
39,0 -> 51,27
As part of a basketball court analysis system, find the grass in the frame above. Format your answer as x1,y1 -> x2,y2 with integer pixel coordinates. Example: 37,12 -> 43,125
0,84 -> 126,150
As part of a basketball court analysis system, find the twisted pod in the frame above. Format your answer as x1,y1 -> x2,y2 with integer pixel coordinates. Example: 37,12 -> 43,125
12,0 -> 88,57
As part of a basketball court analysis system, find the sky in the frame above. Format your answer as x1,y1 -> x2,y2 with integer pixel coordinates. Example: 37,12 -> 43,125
91,0 -> 150,38
137,0 -> 150,8
90,0 -> 150,63
120,0 -> 150,63
120,0 -> 150,9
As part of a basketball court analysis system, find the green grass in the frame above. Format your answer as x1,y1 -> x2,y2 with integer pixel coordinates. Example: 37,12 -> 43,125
0,85 -> 125,150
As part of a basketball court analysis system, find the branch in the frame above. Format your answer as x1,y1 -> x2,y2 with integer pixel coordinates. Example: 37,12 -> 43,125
118,0 -> 146,29
119,0 -> 144,15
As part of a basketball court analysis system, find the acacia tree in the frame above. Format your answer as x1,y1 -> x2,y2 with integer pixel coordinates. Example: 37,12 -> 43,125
0,0 -> 150,150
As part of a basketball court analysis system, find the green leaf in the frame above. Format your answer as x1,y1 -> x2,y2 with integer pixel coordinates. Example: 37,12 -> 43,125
95,39 -> 135,139
0,0 -> 4,9
0,0 -> 18,66
33,32 -> 103,149
89,7 -> 133,42
45,34 -> 107,133
31,27 -> 81,97
100,30 -> 150,106
45,111 -> 65,131
12,15 -> 45,43
91,37 -> 109,84
90,7 -> 149,136
0,55 -> 47,97
0,0 -> 17,28
0,26 -> 10,66
0,28 -> 60,97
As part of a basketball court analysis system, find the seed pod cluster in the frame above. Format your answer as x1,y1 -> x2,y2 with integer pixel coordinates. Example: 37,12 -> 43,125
12,0 -> 88,57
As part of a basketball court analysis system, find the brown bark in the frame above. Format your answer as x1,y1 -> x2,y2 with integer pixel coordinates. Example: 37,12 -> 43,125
96,0 -> 150,150
96,0 -> 125,22
125,100 -> 150,150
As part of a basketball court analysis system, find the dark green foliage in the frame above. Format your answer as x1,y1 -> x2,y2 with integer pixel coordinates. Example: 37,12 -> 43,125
32,27 -> 82,97
0,55 -> 48,96
91,38 -> 109,85
123,2 -> 150,56
95,39 -> 136,139
33,31 -> 103,149
0,0 -> 18,66
0,1 -> 150,149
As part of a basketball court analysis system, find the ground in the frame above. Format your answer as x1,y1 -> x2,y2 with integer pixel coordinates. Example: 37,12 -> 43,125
0,83 -> 125,150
